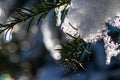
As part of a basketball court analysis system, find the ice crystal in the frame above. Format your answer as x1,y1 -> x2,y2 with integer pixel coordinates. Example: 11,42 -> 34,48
103,16 -> 120,64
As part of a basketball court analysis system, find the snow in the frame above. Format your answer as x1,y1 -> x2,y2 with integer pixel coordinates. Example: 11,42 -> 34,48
61,0 -> 120,64
55,4 -> 69,27
103,16 -> 120,64
41,10 -> 62,60
61,0 -> 120,40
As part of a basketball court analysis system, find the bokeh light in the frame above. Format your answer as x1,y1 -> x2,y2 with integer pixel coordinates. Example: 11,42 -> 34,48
0,73 -> 12,80
20,41 -> 30,51
7,43 -> 18,53
4,29 -> 12,43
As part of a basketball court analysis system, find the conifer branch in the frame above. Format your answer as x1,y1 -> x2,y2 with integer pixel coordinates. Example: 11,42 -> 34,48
58,33 -> 91,71
0,0 -> 92,71
0,0 -> 71,33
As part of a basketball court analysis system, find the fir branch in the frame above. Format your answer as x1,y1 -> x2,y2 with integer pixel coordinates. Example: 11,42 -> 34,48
56,23 -> 91,71
0,0 -> 92,72
58,34 -> 91,71
0,0 -> 71,34
69,22 -> 78,31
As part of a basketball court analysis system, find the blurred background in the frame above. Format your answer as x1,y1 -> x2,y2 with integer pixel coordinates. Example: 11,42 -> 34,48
0,0 -> 120,80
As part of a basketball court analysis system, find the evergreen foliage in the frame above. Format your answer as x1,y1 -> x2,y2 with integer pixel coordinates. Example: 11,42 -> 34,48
0,0 -> 91,71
